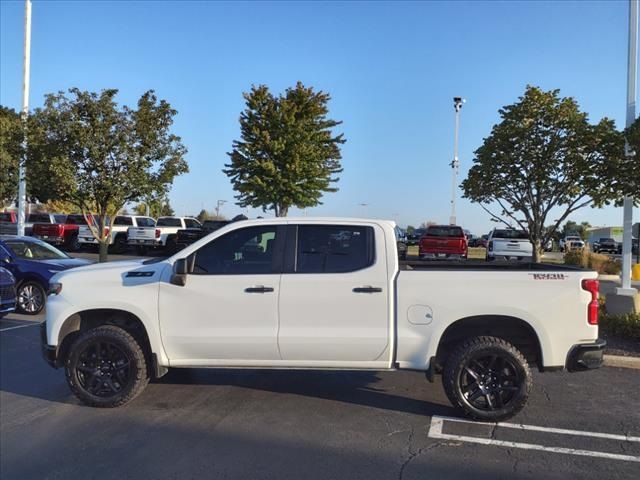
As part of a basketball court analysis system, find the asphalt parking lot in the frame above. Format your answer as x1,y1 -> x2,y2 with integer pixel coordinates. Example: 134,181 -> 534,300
1,310 -> 639,480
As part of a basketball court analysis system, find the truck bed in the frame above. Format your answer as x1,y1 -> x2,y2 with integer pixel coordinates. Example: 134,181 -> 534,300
400,260 -> 585,271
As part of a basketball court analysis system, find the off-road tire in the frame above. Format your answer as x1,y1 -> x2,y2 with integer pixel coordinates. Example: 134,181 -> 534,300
442,336 -> 532,421
65,325 -> 149,408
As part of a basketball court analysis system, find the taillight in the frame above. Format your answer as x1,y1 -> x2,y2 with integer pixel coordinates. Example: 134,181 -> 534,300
581,279 -> 599,325
155,229 -> 161,238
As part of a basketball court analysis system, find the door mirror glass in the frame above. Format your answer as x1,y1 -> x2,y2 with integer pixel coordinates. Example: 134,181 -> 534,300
171,258 -> 188,286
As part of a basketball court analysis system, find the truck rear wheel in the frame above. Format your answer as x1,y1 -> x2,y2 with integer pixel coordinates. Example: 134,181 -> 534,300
442,336 -> 532,421
65,325 -> 149,408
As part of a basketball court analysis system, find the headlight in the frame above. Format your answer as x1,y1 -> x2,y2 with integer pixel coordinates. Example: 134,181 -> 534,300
48,282 -> 63,296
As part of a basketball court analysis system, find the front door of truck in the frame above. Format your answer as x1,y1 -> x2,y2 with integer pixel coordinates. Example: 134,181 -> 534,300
159,224 -> 285,364
278,224 -> 390,365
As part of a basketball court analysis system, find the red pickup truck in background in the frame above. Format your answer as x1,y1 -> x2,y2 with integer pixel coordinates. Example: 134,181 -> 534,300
419,224 -> 468,259
32,214 -> 94,251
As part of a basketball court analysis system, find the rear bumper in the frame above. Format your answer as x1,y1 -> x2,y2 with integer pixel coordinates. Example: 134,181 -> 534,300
566,338 -> 606,372
128,239 -> 161,246
34,235 -> 65,245
420,252 -> 467,259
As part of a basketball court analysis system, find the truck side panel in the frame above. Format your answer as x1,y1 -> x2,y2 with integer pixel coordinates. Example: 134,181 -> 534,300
395,269 -> 598,370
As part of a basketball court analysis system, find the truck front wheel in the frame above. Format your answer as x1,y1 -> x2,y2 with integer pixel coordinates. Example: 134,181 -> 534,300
65,325 -> 149,408
442,336 -> 532,421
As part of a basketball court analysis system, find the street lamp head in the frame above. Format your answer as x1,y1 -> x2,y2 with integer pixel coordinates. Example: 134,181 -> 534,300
453,97 -> 465,112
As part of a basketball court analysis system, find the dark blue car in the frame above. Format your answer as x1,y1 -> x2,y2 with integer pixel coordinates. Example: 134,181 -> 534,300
0,236 -> 91,315
0,266 -> 16,318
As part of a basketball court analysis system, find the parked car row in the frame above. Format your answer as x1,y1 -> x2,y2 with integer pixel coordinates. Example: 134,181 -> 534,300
0,236 -> 91,315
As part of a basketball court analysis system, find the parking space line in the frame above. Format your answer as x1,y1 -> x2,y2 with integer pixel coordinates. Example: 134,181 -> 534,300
0,323 -> 42,332
434,415 -> 640,442
428,416 -> 640,463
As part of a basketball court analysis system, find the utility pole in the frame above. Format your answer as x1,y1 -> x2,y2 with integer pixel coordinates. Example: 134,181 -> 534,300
619,0 -> 638,295
450,97 -> 465,226
215,199 -> 227,218
17,0 -> 32,236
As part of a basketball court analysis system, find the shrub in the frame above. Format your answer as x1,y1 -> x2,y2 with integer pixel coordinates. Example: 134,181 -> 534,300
564,249 -> 621,274
599,312 -> 640,340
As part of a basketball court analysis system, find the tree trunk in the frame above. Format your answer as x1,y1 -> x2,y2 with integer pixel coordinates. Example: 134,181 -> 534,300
531,239 -> 542,263
98,240 -> 109,263
279,206 -> 288,217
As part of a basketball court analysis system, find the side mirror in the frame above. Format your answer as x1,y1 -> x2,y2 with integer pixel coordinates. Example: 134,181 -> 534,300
170,258 -> 188,286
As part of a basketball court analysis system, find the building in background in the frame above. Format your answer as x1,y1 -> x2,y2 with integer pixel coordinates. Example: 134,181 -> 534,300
586,226 -> 624,246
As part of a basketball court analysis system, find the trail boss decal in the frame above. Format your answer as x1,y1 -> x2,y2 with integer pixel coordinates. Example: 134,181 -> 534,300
530,273 -> 568,280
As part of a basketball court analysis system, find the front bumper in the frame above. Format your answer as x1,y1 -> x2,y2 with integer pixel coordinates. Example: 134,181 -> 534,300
566,339 -> 606,372
40,322 -> 59,368
0,303 -> 16,314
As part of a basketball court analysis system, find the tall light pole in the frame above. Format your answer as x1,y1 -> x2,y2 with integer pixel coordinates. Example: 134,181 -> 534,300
619,0 -> 638,295
450,97 -> 465,226
215,199 -> 227,218
17,0 -> 32,236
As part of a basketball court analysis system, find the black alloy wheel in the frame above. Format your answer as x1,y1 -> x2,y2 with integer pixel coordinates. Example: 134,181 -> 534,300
75,341 -> 133,398
66,325 -> 149,407
443,336 -> 532,421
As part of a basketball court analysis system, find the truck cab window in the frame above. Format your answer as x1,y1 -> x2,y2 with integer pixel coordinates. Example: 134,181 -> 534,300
296,225 -> 375,273
192,225 -> 280,275
184,218 -> 200,228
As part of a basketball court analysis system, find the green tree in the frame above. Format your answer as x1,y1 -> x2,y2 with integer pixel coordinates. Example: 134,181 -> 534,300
224,82 -> 345,217
406,225 -> 415,235
462,86 -> 637,262
134,196 -> 175,218
0,107 -> 22,206
196,209 -> 211,223
625,116 -> 640,156
561,220 -> 591,241
31,88 -> 188,261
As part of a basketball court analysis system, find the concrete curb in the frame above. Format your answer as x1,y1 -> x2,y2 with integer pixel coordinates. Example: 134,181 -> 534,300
603,354 -> 640,369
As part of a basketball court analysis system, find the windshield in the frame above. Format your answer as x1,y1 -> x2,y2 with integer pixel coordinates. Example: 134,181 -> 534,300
493,229 -> 529,239
3,239 -> 70,260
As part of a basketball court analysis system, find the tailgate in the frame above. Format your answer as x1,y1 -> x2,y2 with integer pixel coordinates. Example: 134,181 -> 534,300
493,239 -> 532,255
128,227 -> 157,240
421,237 -> 465,254
34,224 -> 62,236
78,225 -> 94,240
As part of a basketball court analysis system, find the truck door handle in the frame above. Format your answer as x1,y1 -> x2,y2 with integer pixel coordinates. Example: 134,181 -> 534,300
244,286 -> 274,293
353,286 -> 383,293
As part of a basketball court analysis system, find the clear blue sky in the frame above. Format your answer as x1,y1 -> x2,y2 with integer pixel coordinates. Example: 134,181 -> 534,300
1,0 -> 637,233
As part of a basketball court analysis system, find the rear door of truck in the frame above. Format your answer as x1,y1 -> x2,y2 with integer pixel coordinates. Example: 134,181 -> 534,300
277,222 -> 390,366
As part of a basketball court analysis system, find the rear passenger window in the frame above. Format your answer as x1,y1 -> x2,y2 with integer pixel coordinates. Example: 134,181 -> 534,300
296,225 -> 375,273
135,217 -> 156,227
114,216 -> 133,226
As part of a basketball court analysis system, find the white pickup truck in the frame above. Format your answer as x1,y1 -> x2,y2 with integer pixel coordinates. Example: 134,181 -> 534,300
42,218 -> 605,421
486,228 -> 534,261
78,215 -> 156,253
127,216 -> 201,253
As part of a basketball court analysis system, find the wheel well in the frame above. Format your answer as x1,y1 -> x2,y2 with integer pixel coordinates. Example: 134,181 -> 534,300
16,275 -> 46,290
435,315 -> 543,371
57,309 -> 152,368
